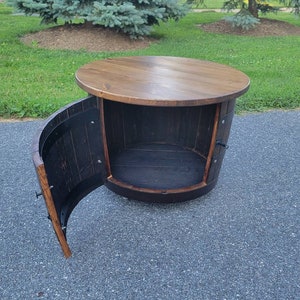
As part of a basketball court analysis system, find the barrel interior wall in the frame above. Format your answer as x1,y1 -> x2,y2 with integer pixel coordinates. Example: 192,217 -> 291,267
104,101 -> 217,157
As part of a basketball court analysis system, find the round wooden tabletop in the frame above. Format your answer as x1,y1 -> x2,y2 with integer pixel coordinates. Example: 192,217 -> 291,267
75,56 -> 250,107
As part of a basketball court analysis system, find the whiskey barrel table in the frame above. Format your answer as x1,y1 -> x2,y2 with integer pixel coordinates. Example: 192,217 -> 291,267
32,56 -> 250,257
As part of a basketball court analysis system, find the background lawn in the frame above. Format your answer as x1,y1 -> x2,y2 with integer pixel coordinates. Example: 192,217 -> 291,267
0,3 -> 299,118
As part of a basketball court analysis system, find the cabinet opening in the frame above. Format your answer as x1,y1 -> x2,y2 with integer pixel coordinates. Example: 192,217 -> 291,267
104,101 -> 216,190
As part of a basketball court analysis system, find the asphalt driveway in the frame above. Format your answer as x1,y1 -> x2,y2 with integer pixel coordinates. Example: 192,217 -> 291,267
0,110 -> 299,299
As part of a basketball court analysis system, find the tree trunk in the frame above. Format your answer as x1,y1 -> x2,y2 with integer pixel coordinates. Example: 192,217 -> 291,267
248,0 -> 258,18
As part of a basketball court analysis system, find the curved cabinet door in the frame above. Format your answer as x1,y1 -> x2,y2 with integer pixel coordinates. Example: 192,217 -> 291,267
32,96 -> 107,257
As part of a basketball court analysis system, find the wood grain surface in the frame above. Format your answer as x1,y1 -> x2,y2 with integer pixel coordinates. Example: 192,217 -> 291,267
76,56 -> 250,106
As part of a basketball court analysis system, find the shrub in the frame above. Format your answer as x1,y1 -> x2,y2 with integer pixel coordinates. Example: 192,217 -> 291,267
12,0 -> 189,38
224,8 -> 260,30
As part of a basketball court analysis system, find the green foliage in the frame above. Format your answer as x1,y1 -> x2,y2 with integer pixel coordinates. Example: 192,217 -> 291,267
0,2 -> 13,14
224,8 -> 260,29
257,2 -> 279,14
186,0 -> 206,8
222,0 -> 300,30
0,6 -> 299,117
280,0 -> 300,14
222,0 -> 300,15
222,1 -> 278,29
223,0 -> 246,10
12,0 -> 189,38
222,0 -> 279,14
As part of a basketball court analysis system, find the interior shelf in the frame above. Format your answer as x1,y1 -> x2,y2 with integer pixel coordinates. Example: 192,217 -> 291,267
110,143 -> 206,190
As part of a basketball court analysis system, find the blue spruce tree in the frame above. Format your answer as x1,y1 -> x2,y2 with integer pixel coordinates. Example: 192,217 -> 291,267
13,0 -> 189,38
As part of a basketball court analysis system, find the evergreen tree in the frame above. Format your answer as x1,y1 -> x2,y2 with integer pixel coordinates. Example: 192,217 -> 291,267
13,0 -> 189,38
222,0 -> 299,30
190,0 -> 299,30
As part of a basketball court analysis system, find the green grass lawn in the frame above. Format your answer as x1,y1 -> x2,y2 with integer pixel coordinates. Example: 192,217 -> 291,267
0,3 -> 299,118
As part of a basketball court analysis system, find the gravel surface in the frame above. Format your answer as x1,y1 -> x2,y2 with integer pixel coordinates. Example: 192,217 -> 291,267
0,110 -> 299,299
